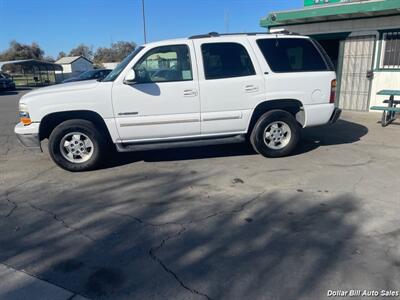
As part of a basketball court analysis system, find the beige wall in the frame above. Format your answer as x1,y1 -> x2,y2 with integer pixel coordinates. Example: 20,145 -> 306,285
370,71 -> 400,110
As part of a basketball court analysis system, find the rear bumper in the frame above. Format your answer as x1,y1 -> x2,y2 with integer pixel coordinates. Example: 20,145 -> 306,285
329,108 -> 342,124
14,122 -> 41,148
303,103 -> 334,127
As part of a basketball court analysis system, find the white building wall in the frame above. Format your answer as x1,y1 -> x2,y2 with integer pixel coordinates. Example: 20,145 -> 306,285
102,62 -> 119,70
55,64 -> 71,74
370,72 -> 400,109
62,64 -> 72,73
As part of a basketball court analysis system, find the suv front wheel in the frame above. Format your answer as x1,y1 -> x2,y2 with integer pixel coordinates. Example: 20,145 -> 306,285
250,110 -> 300,158
48,119 -> 107,172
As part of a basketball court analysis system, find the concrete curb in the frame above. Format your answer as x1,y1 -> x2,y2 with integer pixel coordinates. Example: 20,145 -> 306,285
0,263 -> 89,300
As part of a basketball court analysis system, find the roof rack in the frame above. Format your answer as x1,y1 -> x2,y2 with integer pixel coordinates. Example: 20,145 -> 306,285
188,31 -> 299,39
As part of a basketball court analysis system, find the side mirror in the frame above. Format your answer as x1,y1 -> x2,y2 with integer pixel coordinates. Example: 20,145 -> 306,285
124,69 -> 136,84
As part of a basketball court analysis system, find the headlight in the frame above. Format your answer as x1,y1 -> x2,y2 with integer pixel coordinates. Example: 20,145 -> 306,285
18,103 -> 32,125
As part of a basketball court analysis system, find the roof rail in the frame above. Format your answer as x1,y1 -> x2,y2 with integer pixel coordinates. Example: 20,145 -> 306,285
188,31 -> 299,39
269,28 -> 299,35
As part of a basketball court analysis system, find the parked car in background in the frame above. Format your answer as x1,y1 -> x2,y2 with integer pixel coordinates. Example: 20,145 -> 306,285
15,32 -> 341,172
0,72 -> 16,91
62,69 -> 111,83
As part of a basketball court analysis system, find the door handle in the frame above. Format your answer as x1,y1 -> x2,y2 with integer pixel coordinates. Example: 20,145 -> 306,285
244,85 -> 259,93
183,89 -> 198,97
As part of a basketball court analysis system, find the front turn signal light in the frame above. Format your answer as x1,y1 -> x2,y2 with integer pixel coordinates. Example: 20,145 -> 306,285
19,109 -> 32,125
20,116 -> 32,125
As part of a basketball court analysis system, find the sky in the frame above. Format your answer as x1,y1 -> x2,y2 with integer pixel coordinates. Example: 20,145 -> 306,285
0,0 -> 303,58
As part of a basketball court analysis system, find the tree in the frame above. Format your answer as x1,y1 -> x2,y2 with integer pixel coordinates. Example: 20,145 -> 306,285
44,55 -> 55,62
0,40 -> 44,61
57,51 -> 66,60
111,41 -> 136,61
69,44 -> 93,60
93,41 -> 136,64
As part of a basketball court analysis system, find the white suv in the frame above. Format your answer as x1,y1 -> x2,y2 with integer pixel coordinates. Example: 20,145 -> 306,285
15,32 -> 341,172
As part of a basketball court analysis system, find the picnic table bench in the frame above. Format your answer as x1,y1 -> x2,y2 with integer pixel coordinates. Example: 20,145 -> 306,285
370,90 -> 400,127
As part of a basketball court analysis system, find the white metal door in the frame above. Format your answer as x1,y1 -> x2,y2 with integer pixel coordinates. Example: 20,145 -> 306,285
338,35 -> 375,111
193,38 -> 265,135
112,42 -> 201,142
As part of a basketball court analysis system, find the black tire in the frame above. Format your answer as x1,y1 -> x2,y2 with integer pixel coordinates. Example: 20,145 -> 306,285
48,119 -> 108,172
250,109 -> 301,158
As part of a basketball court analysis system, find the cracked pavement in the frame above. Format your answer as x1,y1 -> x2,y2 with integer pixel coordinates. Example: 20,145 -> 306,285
1,90 -> 400,299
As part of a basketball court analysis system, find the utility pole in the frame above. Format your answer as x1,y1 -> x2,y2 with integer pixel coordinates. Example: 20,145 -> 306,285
224,9 -> 230,33
141,0 -> 147,44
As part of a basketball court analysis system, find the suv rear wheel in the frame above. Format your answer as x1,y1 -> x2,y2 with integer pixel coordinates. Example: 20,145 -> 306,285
48,119 -> 107,172
250,110 -> 300,158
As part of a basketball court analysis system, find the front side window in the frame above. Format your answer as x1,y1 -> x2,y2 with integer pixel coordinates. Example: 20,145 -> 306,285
382,32 -> 400,69
134,45 -> 193,83
201,42 -> 256,80
257,38 -> 329,73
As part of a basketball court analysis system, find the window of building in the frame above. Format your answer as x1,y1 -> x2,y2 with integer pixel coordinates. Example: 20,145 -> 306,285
134,45 -> 193,83
256,38 -> 329,73
201,43 -> 256,80
382,32 -> 400,69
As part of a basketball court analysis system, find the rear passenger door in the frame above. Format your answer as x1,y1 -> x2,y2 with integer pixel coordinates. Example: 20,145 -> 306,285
193,38 -> 265,135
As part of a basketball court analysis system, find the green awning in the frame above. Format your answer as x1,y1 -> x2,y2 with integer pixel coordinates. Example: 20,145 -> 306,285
261,0 -> 400,28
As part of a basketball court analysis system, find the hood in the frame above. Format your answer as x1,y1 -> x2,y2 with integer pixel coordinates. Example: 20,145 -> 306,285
21,80 -> 100,101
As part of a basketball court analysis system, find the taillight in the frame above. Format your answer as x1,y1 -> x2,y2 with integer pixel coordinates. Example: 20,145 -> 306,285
330,79 -> 337,104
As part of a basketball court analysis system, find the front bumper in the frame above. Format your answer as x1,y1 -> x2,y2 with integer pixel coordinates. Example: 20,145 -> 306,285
329,108 -> 342,124
14,122 -> 41,148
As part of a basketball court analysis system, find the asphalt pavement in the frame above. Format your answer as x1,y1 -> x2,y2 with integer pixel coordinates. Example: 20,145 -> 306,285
1,89 -> 400,300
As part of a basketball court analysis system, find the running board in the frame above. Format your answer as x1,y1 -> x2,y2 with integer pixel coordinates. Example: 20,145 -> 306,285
115,134 -> 246,152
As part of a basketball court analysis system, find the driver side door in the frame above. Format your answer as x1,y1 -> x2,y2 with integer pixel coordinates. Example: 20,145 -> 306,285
112,42 -> 200,142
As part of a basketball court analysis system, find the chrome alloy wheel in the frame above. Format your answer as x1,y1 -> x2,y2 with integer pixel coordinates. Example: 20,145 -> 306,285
263,121 -> 292,150
60,132 -> 94,163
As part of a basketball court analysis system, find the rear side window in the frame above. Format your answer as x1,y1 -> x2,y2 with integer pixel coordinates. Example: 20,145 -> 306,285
201,43 -> 256,80
257,38 -> 329,73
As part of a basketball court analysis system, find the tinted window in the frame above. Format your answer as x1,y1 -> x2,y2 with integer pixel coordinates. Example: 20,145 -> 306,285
257,38 -> 329,73
201,43 -> 256,80
134,45 -> 192,83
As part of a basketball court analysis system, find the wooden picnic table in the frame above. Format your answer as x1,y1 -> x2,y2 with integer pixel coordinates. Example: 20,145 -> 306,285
370,89 -> 400,127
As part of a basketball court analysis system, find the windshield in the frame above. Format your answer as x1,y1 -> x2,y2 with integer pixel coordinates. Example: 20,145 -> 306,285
78,70 -> 98,80
102,46 -> 144,82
